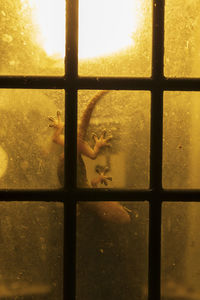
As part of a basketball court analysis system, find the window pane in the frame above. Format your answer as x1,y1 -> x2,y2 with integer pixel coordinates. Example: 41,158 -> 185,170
0,0 -> 65,75
77,90 -> 150,189
163,92 -> 200,188
162,202 -> 200,299
0,89 -> 64,189
76,201 -> 149,300
78,0 -> 152,77
165,0 -> 200,77
163,92 -> 191,188
163,91 -> 200,189
0,201 -> 63,299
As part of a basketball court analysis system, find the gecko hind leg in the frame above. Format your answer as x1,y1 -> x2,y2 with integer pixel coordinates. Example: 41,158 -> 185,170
91,166 -> 112,187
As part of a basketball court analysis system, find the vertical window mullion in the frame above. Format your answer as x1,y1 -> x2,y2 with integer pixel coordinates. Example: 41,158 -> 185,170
149,1 -> 165,300
64,0 -> 79,299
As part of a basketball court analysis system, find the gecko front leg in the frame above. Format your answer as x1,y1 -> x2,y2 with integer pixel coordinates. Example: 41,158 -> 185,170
48,111 -> 65,185
48,111 -> 64,147
92,129 -> 112,158
78,129 -> 112,160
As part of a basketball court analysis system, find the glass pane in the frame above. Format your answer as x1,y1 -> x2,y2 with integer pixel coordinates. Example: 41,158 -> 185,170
76,201 -> 149,300
78,0 -> 152,77
0,89 -> 64,189
162,202 -> 200,299
163,91 -> 200,189
77,90 -> 150,189
165,0 -> 200,77
0,0 -> 65,75
0,201 -> 63,299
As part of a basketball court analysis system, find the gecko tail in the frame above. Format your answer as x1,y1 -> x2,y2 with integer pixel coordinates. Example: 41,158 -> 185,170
78,90 -> 109,140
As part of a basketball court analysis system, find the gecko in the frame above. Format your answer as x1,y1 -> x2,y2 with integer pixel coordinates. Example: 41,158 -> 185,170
49,90 -> 131,223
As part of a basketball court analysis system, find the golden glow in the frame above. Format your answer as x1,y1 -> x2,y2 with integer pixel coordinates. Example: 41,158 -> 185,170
0,146 -> 8,178
27,0 -> 143,59
79,0 -> 143,59
28,0 -> 65,58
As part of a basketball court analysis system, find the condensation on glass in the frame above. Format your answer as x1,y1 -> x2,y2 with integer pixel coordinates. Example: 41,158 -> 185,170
0,0 -> 65,75
163,91 -> 200,189
0,89 -> 64,189
76,201 -> 149,300
78,0 -> 152,77
165,0 -> 200,77
0,201 -> 63,299
77,90 -> 150,189
162,202 -> 200,299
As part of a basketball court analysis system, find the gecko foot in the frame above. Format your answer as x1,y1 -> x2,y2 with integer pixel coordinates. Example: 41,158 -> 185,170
92,129 -> 112,149
91,166 -> 112,188
48,111 -> 63,129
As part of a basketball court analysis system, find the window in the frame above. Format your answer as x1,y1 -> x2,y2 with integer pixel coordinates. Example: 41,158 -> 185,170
1,0 -> 200,299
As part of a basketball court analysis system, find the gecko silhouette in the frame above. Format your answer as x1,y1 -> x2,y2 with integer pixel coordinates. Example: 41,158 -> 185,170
49,90 -> 131,223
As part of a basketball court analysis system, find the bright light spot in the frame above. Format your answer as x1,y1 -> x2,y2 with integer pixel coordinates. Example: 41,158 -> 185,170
28,0 -> 65,58
79,0 -> 142,59
27,0 -> 143,59
0,146 -> 8,178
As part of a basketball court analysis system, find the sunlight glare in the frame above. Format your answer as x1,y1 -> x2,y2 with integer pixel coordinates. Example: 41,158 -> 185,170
28,0 -> 65,58
27,0 -> 143,59
79,0 -> 143,59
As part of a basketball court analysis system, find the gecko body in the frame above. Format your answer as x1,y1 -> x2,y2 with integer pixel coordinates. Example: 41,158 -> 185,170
49,91 -> 131,223
77,90 -> 113,187
49,90 -> 111,187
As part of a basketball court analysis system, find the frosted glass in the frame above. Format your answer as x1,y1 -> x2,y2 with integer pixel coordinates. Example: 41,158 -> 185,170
162,202 -> 200,299
163,91 -> 200,189
0,201 -> 63,299
78,0 -> 152,77
77,201 -> 149,300
77,90 -> 150,189
0,0 -> 65,75
165,0 -> 200,77
0,89 -> 64,189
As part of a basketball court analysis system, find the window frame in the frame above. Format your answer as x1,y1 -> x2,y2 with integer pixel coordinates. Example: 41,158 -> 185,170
1,0 -> 200,299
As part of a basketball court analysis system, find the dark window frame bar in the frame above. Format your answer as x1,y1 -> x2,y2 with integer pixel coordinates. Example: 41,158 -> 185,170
0,0 -> 200,300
